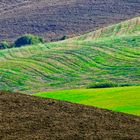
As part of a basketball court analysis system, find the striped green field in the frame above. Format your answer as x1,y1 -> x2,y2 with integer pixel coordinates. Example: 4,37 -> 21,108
34,86 -> 140,116
0,17 -> 140,93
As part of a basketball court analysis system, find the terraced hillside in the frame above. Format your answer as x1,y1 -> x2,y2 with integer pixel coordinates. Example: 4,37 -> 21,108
0,17 -> 140,93
0,0 -> 140,41
0,91 -> 140,139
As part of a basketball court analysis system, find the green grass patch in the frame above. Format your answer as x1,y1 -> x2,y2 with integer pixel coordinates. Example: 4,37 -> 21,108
34,86 -> 140,116
0,17 -> 140,93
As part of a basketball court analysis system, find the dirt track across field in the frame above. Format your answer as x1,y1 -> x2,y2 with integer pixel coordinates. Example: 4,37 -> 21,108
0,91 -> 140,140
0,0 -> 140,42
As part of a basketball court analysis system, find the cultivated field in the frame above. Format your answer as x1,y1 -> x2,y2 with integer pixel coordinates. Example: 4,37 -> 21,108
0,17 -> 140,93
35,86 -> 140,116
0,1 -> 140,139
0,0 -> 140,41
0,91 -> 140,139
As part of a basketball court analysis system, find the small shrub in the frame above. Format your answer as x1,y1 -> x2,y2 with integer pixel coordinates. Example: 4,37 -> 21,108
60,35 -> 67,40
118,83 -> 133,87
52,35 -> 67,41
87,82 -> 119,89
14,34 -> 44,47
0,41 -> 10,50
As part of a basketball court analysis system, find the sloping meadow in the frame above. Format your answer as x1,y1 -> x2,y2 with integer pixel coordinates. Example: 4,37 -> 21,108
0,17 -> 140,93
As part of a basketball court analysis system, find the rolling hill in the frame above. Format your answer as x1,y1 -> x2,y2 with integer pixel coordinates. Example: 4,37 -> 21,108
0,1 -> 140,139
0,17 -> 140,93
0,0 -> 140,42
0,91 -> 140,139
35,86 -> 140,116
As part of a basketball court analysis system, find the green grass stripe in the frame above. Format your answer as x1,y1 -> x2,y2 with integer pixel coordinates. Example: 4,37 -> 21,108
34,86 -> 140,116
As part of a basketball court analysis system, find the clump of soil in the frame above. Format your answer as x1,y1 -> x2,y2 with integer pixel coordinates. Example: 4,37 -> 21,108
0,91 -> 140,140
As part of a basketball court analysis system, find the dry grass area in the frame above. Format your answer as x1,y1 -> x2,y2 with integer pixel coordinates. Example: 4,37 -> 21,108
0,0 -> 140,42
0,91 -> 140,139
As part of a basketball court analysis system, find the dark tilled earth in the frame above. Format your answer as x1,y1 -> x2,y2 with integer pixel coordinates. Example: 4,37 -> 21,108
0,91 -> 140,140
0,0 -> 140,42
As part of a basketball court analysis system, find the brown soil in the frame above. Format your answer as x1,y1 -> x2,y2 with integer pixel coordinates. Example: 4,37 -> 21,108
0,91 -> 140,140
0,0 -> 140,42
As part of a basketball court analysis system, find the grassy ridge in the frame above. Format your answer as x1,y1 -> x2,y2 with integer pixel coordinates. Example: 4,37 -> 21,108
34,86 -> 140,116
74,17 -> 140,41
0,17 -> 140,93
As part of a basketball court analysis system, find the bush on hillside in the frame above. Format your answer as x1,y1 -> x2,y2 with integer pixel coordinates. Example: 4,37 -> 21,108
51,35 -> 67,41
0,41 -> 10,50
87,82 -> 134,89
14,34 -> 44,47
87,82 -> 119,89
60,35 -> 67,40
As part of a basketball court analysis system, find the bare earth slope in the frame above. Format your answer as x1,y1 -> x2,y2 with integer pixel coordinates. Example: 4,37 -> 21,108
0,0 -> 140,41
0,91 -> 140,139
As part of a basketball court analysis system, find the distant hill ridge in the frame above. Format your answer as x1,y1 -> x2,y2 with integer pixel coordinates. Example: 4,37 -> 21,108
74,17 -> 140,41
0,0 -> 140,41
